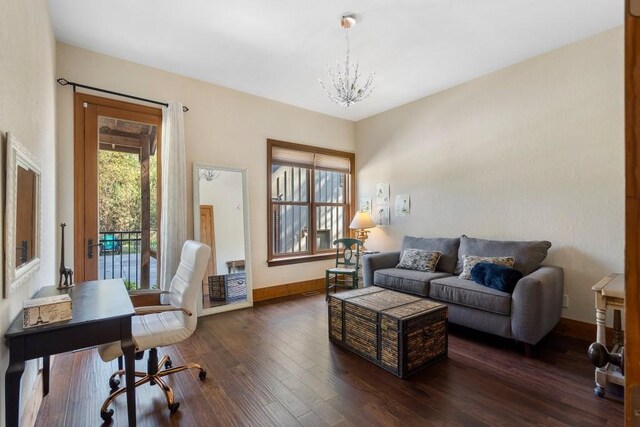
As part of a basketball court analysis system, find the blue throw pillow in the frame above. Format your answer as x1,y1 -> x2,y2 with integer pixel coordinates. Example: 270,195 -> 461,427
470,262 -> 523,293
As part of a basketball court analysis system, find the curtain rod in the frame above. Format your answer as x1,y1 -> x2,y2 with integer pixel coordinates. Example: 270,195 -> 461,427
56,78 -> 189,112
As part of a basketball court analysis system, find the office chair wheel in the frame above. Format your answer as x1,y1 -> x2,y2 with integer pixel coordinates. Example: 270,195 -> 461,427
164,358 -> 172,369
100,409 -> 114,421
199,369 -> 207,381
169,402 -> 180,413
109,377 -> 120,391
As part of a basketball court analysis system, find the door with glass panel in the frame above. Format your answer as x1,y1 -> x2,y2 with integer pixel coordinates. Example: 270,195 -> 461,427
74,93 -> 162,289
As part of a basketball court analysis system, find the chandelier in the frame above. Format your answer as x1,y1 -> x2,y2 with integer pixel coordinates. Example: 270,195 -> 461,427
319,15 -> 375,108
199,168 -> 221,181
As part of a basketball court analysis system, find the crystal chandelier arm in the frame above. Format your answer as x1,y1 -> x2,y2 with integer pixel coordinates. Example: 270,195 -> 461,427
318,15 -> 374,108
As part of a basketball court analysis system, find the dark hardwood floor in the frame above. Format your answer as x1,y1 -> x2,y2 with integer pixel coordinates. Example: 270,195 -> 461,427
35,291 -> 623,426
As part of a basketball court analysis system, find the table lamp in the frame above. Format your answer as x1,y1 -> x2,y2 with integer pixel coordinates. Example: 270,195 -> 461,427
349,210 -> 376,250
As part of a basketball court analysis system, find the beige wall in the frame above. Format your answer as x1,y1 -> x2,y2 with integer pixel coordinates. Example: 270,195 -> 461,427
56,43 -> 355,291
56,27 -> 622,323
355,27 -> 624,324
0,0 -> 57,424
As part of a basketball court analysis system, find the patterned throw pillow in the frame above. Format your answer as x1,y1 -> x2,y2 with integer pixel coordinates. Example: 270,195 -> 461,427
459,255 -> 515,280
396,249 -> 442,272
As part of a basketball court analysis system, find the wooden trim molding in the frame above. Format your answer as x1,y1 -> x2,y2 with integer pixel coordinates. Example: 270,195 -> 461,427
267,253 -> 334,267
626,0 -> 640,423
253,278 -> 325,302
554,318 -> 615,348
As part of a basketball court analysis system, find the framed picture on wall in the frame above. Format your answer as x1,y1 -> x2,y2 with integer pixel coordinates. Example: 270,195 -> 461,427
395,194 -> 410,217
376,183 -> 389,204
376,205 -> 390,227
359,197 -> 372,215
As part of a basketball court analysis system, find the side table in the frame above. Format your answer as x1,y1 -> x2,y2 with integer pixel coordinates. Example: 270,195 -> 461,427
591,273 -> 625,397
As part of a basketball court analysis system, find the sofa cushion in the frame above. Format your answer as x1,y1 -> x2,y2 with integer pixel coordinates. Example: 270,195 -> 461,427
454,235 -> 551,276
396,249 -> 442,272
429,276 -> 512,315
471,263 -> 523,294
401,236 -> 460,273
459,255 -> 515,280
374,268 -> 452,297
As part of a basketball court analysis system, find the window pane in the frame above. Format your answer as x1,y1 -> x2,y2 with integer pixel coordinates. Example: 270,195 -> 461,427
272,165 -> 309,202
316,205 -> 345,251
273,205 -> 309,254
314,170 -> 345,203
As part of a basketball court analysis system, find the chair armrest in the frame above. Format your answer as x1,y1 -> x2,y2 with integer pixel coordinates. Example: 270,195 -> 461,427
134,304 -> 193,316
128,289 -> 171,308
511,265 -> 564,345
362,251 -> 401,287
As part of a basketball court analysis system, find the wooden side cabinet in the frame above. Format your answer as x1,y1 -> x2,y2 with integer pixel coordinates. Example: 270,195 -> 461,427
592,273 -> 625,397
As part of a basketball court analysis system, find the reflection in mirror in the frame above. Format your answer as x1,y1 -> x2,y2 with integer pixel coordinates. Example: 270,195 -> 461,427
194,165 -> 251,314
15,164 -> 38,268
5,132 -> 41,296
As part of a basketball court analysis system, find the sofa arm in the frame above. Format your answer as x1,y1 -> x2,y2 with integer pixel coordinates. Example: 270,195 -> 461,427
362,251 -> 401,287
511,265 -> 564,345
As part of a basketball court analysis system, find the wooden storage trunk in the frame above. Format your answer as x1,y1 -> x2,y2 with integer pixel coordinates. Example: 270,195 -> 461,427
208,275 -> 226,301
329,286 -> 448,378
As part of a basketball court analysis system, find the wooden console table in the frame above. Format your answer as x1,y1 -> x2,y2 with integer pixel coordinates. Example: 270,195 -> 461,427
592,273 -> 625,397
4,280 -> 137,426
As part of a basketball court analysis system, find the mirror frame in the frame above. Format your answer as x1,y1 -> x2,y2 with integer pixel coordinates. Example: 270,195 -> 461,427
192,163 -> 253,316
5,132 -> 41,296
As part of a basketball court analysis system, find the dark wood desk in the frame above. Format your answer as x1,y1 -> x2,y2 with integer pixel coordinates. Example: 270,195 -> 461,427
4,279 -> 137,427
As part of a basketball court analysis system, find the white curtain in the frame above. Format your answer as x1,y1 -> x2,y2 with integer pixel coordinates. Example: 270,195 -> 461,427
159,101 -> 187,290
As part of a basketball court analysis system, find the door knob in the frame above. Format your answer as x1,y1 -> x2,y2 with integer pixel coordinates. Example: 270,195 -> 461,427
87,238 -> 103,259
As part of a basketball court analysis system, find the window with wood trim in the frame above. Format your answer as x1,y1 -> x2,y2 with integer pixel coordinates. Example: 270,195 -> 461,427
267,139 -> 355,266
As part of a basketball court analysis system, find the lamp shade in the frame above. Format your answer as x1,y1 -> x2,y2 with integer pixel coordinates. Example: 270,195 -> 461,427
349,211 -> 376,230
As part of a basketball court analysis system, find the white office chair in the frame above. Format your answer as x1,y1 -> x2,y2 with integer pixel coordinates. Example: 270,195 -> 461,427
97,240 -> 211,421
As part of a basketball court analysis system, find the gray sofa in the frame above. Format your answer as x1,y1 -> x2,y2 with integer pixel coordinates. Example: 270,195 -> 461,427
363,235 -> 564,352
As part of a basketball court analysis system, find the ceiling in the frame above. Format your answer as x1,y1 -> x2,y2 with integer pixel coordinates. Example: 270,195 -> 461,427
48,0 -> 622,122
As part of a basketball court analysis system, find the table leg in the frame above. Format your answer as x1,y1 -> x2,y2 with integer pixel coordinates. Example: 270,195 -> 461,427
613,309 -> 623,347
594,293 -> 607,397
121,317 -> 136,427
6,340 -> 25,427
595,307 -> 607,346
43,355 -> 50,396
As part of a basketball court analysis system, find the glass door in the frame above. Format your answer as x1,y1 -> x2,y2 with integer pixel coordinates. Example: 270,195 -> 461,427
97,114 -> 159,288
74,94 -> 162,289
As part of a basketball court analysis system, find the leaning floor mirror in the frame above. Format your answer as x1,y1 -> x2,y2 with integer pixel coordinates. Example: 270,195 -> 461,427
193,163 -> 252,315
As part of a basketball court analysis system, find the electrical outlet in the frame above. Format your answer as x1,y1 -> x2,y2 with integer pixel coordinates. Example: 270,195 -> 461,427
562,294 -> 569,308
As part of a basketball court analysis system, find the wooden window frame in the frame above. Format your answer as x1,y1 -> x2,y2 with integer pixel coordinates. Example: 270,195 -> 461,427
267,139 -> 355,267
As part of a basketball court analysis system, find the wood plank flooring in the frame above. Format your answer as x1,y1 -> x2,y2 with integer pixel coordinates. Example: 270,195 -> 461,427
35,292 -> 623,426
